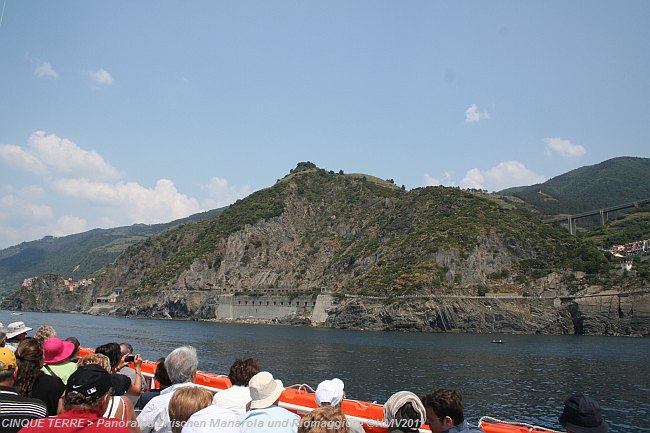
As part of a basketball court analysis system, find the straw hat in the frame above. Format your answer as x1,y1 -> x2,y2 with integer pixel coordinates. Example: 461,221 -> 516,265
248,371 -> 284,409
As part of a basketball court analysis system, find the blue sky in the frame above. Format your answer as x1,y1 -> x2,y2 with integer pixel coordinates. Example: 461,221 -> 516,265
1,1 -> 649,249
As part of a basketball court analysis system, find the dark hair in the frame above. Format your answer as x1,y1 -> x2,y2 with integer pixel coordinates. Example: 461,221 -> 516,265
66,337 -> 80,358
420,388 -> 464,425
390,402 -> 422,431
14,339 -> 43,398
95,343 -> 121,371
64,387 -> 111,412
154,357 -> 172,388
228,358 -> 260,386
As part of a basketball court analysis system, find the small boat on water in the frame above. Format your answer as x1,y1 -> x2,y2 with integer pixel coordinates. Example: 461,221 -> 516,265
491,339 -> 504,344
77,348 -> 559,433
11,311 -> 23,315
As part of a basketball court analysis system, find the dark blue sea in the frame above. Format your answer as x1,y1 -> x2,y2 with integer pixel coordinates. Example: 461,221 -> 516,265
1,310 -> 648,432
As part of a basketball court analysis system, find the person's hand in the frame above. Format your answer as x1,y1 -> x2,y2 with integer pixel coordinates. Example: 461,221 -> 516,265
134,354 -> 143,372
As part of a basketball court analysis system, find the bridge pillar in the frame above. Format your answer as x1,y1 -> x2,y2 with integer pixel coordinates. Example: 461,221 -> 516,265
568,216 -> 574,235
600,209 -> 605,226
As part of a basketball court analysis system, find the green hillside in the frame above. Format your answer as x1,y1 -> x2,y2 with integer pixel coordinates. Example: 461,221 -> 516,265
584,205 -> 650,248
95,164 -> 612,302
499,157 -> 650,217
0,208 -> 224,297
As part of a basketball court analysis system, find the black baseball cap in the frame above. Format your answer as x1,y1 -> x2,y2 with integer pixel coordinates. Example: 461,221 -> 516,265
559,395 -> 608,433
66,364 -> 112,400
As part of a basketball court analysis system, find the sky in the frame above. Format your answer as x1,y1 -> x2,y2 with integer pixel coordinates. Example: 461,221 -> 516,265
1,1 -> 649,249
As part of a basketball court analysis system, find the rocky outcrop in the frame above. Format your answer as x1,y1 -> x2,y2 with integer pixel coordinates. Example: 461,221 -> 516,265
1,274 -> 95,312
565,291 -> 650,336
325,296 -> 575,334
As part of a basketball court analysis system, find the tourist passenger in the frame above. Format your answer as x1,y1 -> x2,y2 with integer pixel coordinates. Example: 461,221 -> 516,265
96,342 -> 143,397
14,338 -> 65,416
0,347 -> 47,433
298,406 -> 350,433
33,325 -> 57,345
42,337 -> 78,384
213,357 -> 260,415
137,357 -> 172,410
77,353 -> 140,433
120,341 -> 147,405
420,388 -> 483,433
19,364 -> 132,433
315,379 -> 364,433
137,345 -> 199,433
65,336 -> 81,363
182,400 -> 241,433
167,386 -> 213,433
558,394 -> 608,433
384,391 -> 426,433
4,321 -> 32,352
240,371 -> 300,433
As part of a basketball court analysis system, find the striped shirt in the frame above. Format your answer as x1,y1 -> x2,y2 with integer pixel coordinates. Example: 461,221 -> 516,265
0,385 -> 47,433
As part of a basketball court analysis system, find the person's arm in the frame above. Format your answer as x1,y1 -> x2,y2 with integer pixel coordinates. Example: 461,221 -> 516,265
127,355 -> 143,396
120,397 -> 141,433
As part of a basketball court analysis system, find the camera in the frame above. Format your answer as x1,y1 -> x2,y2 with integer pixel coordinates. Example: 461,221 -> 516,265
124,355 -> 135,363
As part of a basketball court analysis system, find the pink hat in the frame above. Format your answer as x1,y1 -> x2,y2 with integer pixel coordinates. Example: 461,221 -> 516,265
43,337 -> 76,364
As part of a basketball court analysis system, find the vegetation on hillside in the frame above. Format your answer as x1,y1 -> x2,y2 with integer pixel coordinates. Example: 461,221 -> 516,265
499,157 -> 650,217
106,163 -> 614,300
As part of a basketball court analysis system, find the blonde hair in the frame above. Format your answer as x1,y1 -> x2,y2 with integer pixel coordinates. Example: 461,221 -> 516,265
77,353 -> 111,372
34,325 -> 57,344
168,386 -> 214,433
298,406 -> 350,433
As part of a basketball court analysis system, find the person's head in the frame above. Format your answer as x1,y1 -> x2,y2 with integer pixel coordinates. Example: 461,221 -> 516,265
248,371 -> 284,410
420,388 -> 465,433
228,358 -> 260,386
95,342 -> 122,372
6,321 -> 32,341
0,347 -> 17,385
66,337 -> 81,359
559,395 -> 608,433
77,353 -> 112,372
298,406 -> 350,433
119,342 -> 134,356
316,379 -> 345,408
43,337 -> 76,366
384,391 -> 426,432
168,386 -> 214,433
154,357 -> 172,389
165,346 -> 198,384
14,339 -> 44,397
33,325 -> 57,344
63,364 -> 112,414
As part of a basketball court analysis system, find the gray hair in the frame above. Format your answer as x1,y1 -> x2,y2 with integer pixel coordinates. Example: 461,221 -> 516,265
0,367 -> 15,381
165,346 -> 198,384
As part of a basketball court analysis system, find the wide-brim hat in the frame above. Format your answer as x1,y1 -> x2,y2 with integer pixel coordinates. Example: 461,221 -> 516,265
6,321 -> 32,339
248,371 -> 284,409
44,337 -> 76,364
559,395 -> 608,433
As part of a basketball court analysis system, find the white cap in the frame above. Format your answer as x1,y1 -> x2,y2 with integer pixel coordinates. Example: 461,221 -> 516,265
315,378 -> 345,407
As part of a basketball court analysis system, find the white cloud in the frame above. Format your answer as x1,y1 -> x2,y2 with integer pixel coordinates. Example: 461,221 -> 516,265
45,215 -> 88,238
459,161 -> 546,191
424,171 -> 456,187
464,104 -> 491,123
27,55 -> 59,79
0,144 -> 48,175
544,137 -> 586,157
88,69 -> 114,85
0,185 -> 58,248
51,178 -> 202,224
202,177 -> 252,208
0,131 -> 122,180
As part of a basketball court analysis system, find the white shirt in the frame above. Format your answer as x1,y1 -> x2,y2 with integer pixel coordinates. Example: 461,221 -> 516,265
212,385 -> 251,416
182,404 -> 241,433
137,382 -> 195,433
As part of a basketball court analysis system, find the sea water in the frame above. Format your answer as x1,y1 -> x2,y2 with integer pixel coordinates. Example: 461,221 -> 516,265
2,310 -> 648,432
